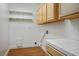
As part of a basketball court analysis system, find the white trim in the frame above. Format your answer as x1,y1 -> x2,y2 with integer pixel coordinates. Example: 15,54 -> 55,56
40,46 -> 50,56
4,48 -> 10,56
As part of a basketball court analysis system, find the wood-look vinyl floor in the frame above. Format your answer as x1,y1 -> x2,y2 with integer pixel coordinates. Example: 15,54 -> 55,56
7,47 -> 48,56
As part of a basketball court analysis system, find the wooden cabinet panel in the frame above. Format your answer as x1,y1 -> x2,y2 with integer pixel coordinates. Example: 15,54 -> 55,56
36,7 -> 42,24
47,3 -> 59,22
54,3 -> 60,20
39,8 -> 42,23
46,44 -> 65,56
47,4 -> 54,21
42,4 -> 47,23
36,11 -> 40,24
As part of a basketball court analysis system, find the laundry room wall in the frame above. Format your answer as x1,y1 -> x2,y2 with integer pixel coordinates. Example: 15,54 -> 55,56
0,3 -> 9,56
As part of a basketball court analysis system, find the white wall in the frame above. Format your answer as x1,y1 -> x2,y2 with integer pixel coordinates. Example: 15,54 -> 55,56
36,22 -> 66,50
39,19 -> 79,51
65,19 -> 79,41
9,20 -> 66,49
9,19 -> 79,49
9,21 -> 43,49
8,3 -> 42,49
0,4 -> 9,56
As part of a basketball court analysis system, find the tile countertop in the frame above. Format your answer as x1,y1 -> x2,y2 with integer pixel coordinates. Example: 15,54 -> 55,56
46,38 -> 79,56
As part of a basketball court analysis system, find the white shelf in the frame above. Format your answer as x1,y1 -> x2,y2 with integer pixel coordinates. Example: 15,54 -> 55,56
9,9 -> 33,15
9,9 -> 34,20
9,15 -> 33,20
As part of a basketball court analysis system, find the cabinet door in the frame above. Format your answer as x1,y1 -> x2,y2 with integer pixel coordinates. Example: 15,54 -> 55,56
39,8 -> 42,23
42,4 -> 47,23
36,10 -> 40,24
47,3 -> 59,22
37,7 -> 42,24
47,3 -> 54,21
36,12 -> 40,24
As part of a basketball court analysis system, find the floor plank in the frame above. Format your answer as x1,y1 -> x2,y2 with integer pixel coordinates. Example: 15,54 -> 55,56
7,47 -> 48,56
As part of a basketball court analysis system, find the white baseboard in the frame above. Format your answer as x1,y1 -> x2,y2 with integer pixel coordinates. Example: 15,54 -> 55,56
4,48 -> 10,56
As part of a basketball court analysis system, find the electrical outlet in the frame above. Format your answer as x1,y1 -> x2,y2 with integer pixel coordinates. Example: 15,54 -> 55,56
34,42 -> 37,45
46,30 -> 48,34
17,46 -> 23,48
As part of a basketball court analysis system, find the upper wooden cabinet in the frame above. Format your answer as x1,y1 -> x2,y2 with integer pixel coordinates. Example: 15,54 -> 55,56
60,3 -> 79,19
36,3 -> 79,25
36,3 -> 60,25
